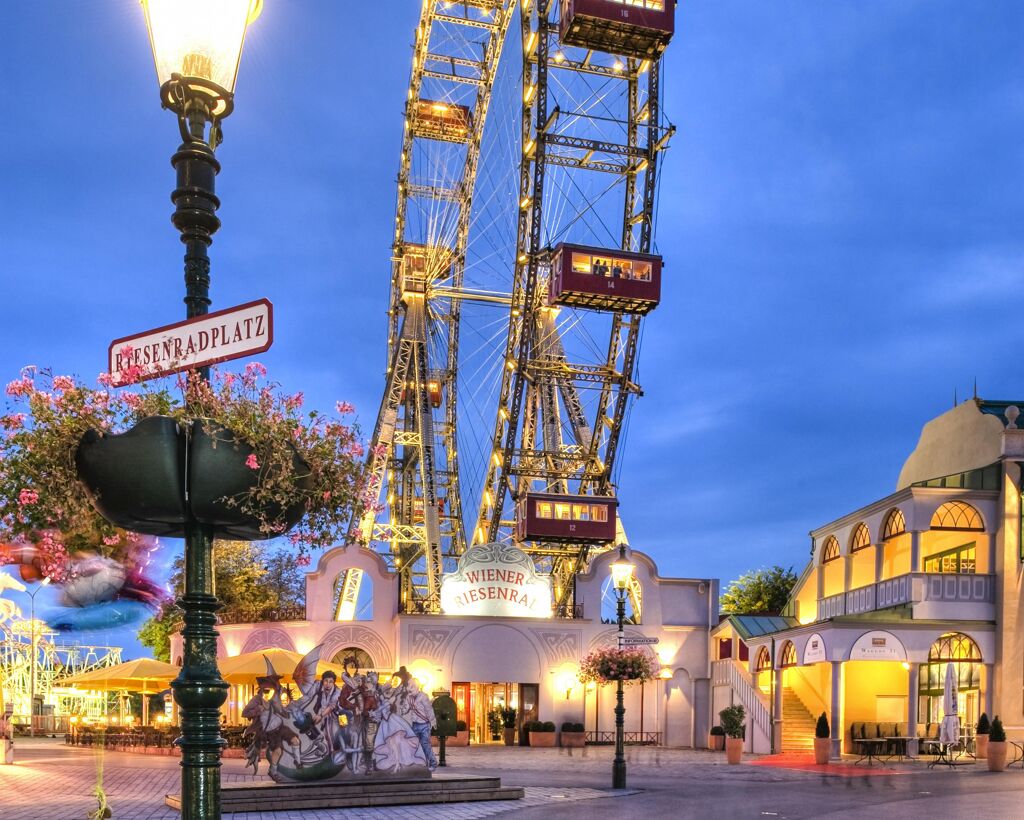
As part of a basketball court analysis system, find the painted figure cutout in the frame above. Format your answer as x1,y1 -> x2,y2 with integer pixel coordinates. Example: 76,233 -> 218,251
242,646 -> 431,782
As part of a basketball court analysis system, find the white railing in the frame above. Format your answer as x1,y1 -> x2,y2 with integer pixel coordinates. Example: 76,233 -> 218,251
712,659 -> 772,743
816,573 -> 995,621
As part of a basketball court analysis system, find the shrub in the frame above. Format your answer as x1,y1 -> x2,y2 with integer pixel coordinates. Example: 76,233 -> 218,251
719,705 -> 746,739
709,725 -> 725,737
561,721 -> 584,732
456,720 -> 467,732
487,710 -> 503,736
500,707 -> 517,728
989,716 -> 1006,743
977,713 -> 991,734
815,712 -> 829,739
541,721 -> 556,732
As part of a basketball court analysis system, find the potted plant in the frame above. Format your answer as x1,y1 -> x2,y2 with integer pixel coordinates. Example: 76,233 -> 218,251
528,721 -> 556,748
814,712 -> 831,764
719,704 -> 746,765
500,707 -> 517,746
976,712 -> 990,760
0,365 -> 364,562
708,725 -> 726,751
560,721 -> 586,748
986,716 -> 1008,772
446,719 -> 470,747
487,710 -> 503,741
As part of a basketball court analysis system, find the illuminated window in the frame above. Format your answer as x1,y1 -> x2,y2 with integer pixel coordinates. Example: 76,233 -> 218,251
924,543 -> 976,574
755,646 -> 772,672
571,253 -> 592,274
535,501 -> 553,519
330,647 -> 375,672
882,508 -> 906,540
608,0 -> 665,9
633,261 -> 652,282
930,501 -> 984,531
555,503 -> 571,520
592,257 -> 610,277
591,504 -> 609,523
928,632 -> 981,663
850,523 -> 871,552
821,536 -> 840,564
572,504 -> 590,521
779,641 -> 797,668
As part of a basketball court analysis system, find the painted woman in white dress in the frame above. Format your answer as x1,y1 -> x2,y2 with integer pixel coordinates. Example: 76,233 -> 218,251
371,671 -> 426,772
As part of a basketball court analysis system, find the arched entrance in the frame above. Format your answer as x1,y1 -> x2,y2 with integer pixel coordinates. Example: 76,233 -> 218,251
919,632 -> 982,727
664,668 -> 692,747
331,647 -> 375,673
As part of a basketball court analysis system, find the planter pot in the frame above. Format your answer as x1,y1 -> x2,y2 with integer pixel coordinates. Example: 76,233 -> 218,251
446,731 -> 470,747
560,731 -> 586,748
503,728 -> 516,746
709,733 -> 725,751
76,416 -> 188,537
987,741 -> 1008,772
976,733 -> 989,759
813,737 -> 831,765
188,420 -> 311,540
529,731 -> 556,748
725,736 -> 743,765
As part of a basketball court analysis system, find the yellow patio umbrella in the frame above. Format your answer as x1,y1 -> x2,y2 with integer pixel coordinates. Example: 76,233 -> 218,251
62,658 -> 180,725
217,648 -> 346,686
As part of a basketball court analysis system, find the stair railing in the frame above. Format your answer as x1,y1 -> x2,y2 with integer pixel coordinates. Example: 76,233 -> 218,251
712,659 -> 772,743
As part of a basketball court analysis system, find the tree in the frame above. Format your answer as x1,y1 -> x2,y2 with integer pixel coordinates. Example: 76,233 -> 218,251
719,565 -> 797,615
138,540 -> 306,661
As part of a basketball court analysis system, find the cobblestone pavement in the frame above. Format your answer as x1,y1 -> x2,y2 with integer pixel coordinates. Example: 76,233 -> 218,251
2,739 -> 1024,819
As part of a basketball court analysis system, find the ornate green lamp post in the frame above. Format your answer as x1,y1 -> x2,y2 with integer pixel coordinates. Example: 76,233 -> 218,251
140,2 -> 262,817
609,544 -> 635,790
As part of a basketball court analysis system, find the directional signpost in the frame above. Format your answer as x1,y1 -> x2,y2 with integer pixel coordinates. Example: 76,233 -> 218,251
622,636 -> 659,647
107,299 -> 273,386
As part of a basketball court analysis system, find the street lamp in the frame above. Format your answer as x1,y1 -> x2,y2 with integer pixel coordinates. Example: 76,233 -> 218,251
140,3 -> 260,818
27,577 -> 51,738
609,544 -> 634,789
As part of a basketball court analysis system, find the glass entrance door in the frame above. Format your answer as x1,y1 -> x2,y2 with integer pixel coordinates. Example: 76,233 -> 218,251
468,683 -> 519,743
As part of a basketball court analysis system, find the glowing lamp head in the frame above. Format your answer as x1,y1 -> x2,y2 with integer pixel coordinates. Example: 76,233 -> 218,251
609,544 -> 634,592
141,0 -> 262,116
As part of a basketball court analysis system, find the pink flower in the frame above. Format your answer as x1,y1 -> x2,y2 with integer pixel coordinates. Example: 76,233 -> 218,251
335,401 -> 355,415
52,375 -> 75,392
295,554 -> 312,567
102,535 -> 121,547
5,378 -> 32,397
97,372 -> 114,387
17,489 -> 39,506
286,392 -> 304,410
245,454 -> 260,470
123,393 -> 143,411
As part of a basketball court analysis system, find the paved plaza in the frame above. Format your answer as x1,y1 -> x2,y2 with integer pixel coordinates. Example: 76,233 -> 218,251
3,739 -> 1024,819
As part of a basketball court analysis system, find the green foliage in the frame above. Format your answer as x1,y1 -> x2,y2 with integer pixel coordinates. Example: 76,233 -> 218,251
455,720 -> 467,732
138,539 -> 306,660
719,704 -> 746,739
977,712 -> 991,734
815,712 -> 830,739
500,707 -> 517,728
989,716 -> 1006,743
720,565 -> 798,615
561,721 -> 584,732
488,710 -> 504,736
709,725 -> 726,736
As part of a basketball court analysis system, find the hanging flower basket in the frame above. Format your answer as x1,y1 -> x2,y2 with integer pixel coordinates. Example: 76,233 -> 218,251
578,647 -> 655,686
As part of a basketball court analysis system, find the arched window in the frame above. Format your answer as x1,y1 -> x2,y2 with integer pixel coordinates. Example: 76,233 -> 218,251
331,647 -> 376,672
755,646 -> 772,671
821,536 -> 840,563
882,508 -> 906,541
849,523 -> 871,552
930,501 -> 984,531
929,632 -> 982,662
332,568 -> 373,621
779,641 -> 797,668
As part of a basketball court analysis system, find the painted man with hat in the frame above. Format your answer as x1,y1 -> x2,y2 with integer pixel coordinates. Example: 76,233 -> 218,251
241,657 -> 301,778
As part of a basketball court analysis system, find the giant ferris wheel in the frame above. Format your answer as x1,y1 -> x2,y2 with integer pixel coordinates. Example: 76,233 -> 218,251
354,0 -> 676,616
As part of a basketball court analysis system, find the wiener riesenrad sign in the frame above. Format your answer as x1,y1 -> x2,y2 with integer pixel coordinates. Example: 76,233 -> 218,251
440,543 -> 552,618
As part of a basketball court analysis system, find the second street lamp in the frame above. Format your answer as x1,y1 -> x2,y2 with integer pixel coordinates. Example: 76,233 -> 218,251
609,544 -> 634,790
140,2 -> 261,818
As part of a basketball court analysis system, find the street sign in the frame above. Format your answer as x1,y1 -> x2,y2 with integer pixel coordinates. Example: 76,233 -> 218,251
108,299 -> 273,386
622,636 -> 660,646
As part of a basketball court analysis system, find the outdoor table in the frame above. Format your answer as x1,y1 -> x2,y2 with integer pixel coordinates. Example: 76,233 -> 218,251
923,739 -> 969,768
884,737 -> 916,763
853,737 -> 887,766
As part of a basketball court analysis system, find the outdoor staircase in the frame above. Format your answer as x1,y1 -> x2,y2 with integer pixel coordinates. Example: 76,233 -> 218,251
781,687 -> 817,752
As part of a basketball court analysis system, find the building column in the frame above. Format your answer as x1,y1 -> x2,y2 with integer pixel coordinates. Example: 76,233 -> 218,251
843,555 -> 853,594
816,565 -> 824,601
830,661 -> 842,759
874,542 -> 885,583
907,664 -> 920,756
910,531 -> 921,573
986,533 -> 996,575
984,663 -> 994,719
773,667 -> 783,754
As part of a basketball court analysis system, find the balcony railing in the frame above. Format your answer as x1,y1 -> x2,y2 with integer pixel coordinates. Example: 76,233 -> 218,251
817,573 -> 995,621
217,604 -> 307,625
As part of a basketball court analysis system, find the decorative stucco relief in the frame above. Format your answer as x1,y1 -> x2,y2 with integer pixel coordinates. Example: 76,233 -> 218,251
409,625 -> 463,662
241,628 -> 297,654
531,629 -> 581,664
320,625 -> 393,671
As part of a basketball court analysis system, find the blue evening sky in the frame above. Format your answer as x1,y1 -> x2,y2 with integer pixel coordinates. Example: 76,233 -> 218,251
1,2 -> 1022,657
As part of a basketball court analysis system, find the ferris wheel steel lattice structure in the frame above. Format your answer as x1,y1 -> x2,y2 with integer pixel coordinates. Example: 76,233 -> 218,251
355,0 -> 676,616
